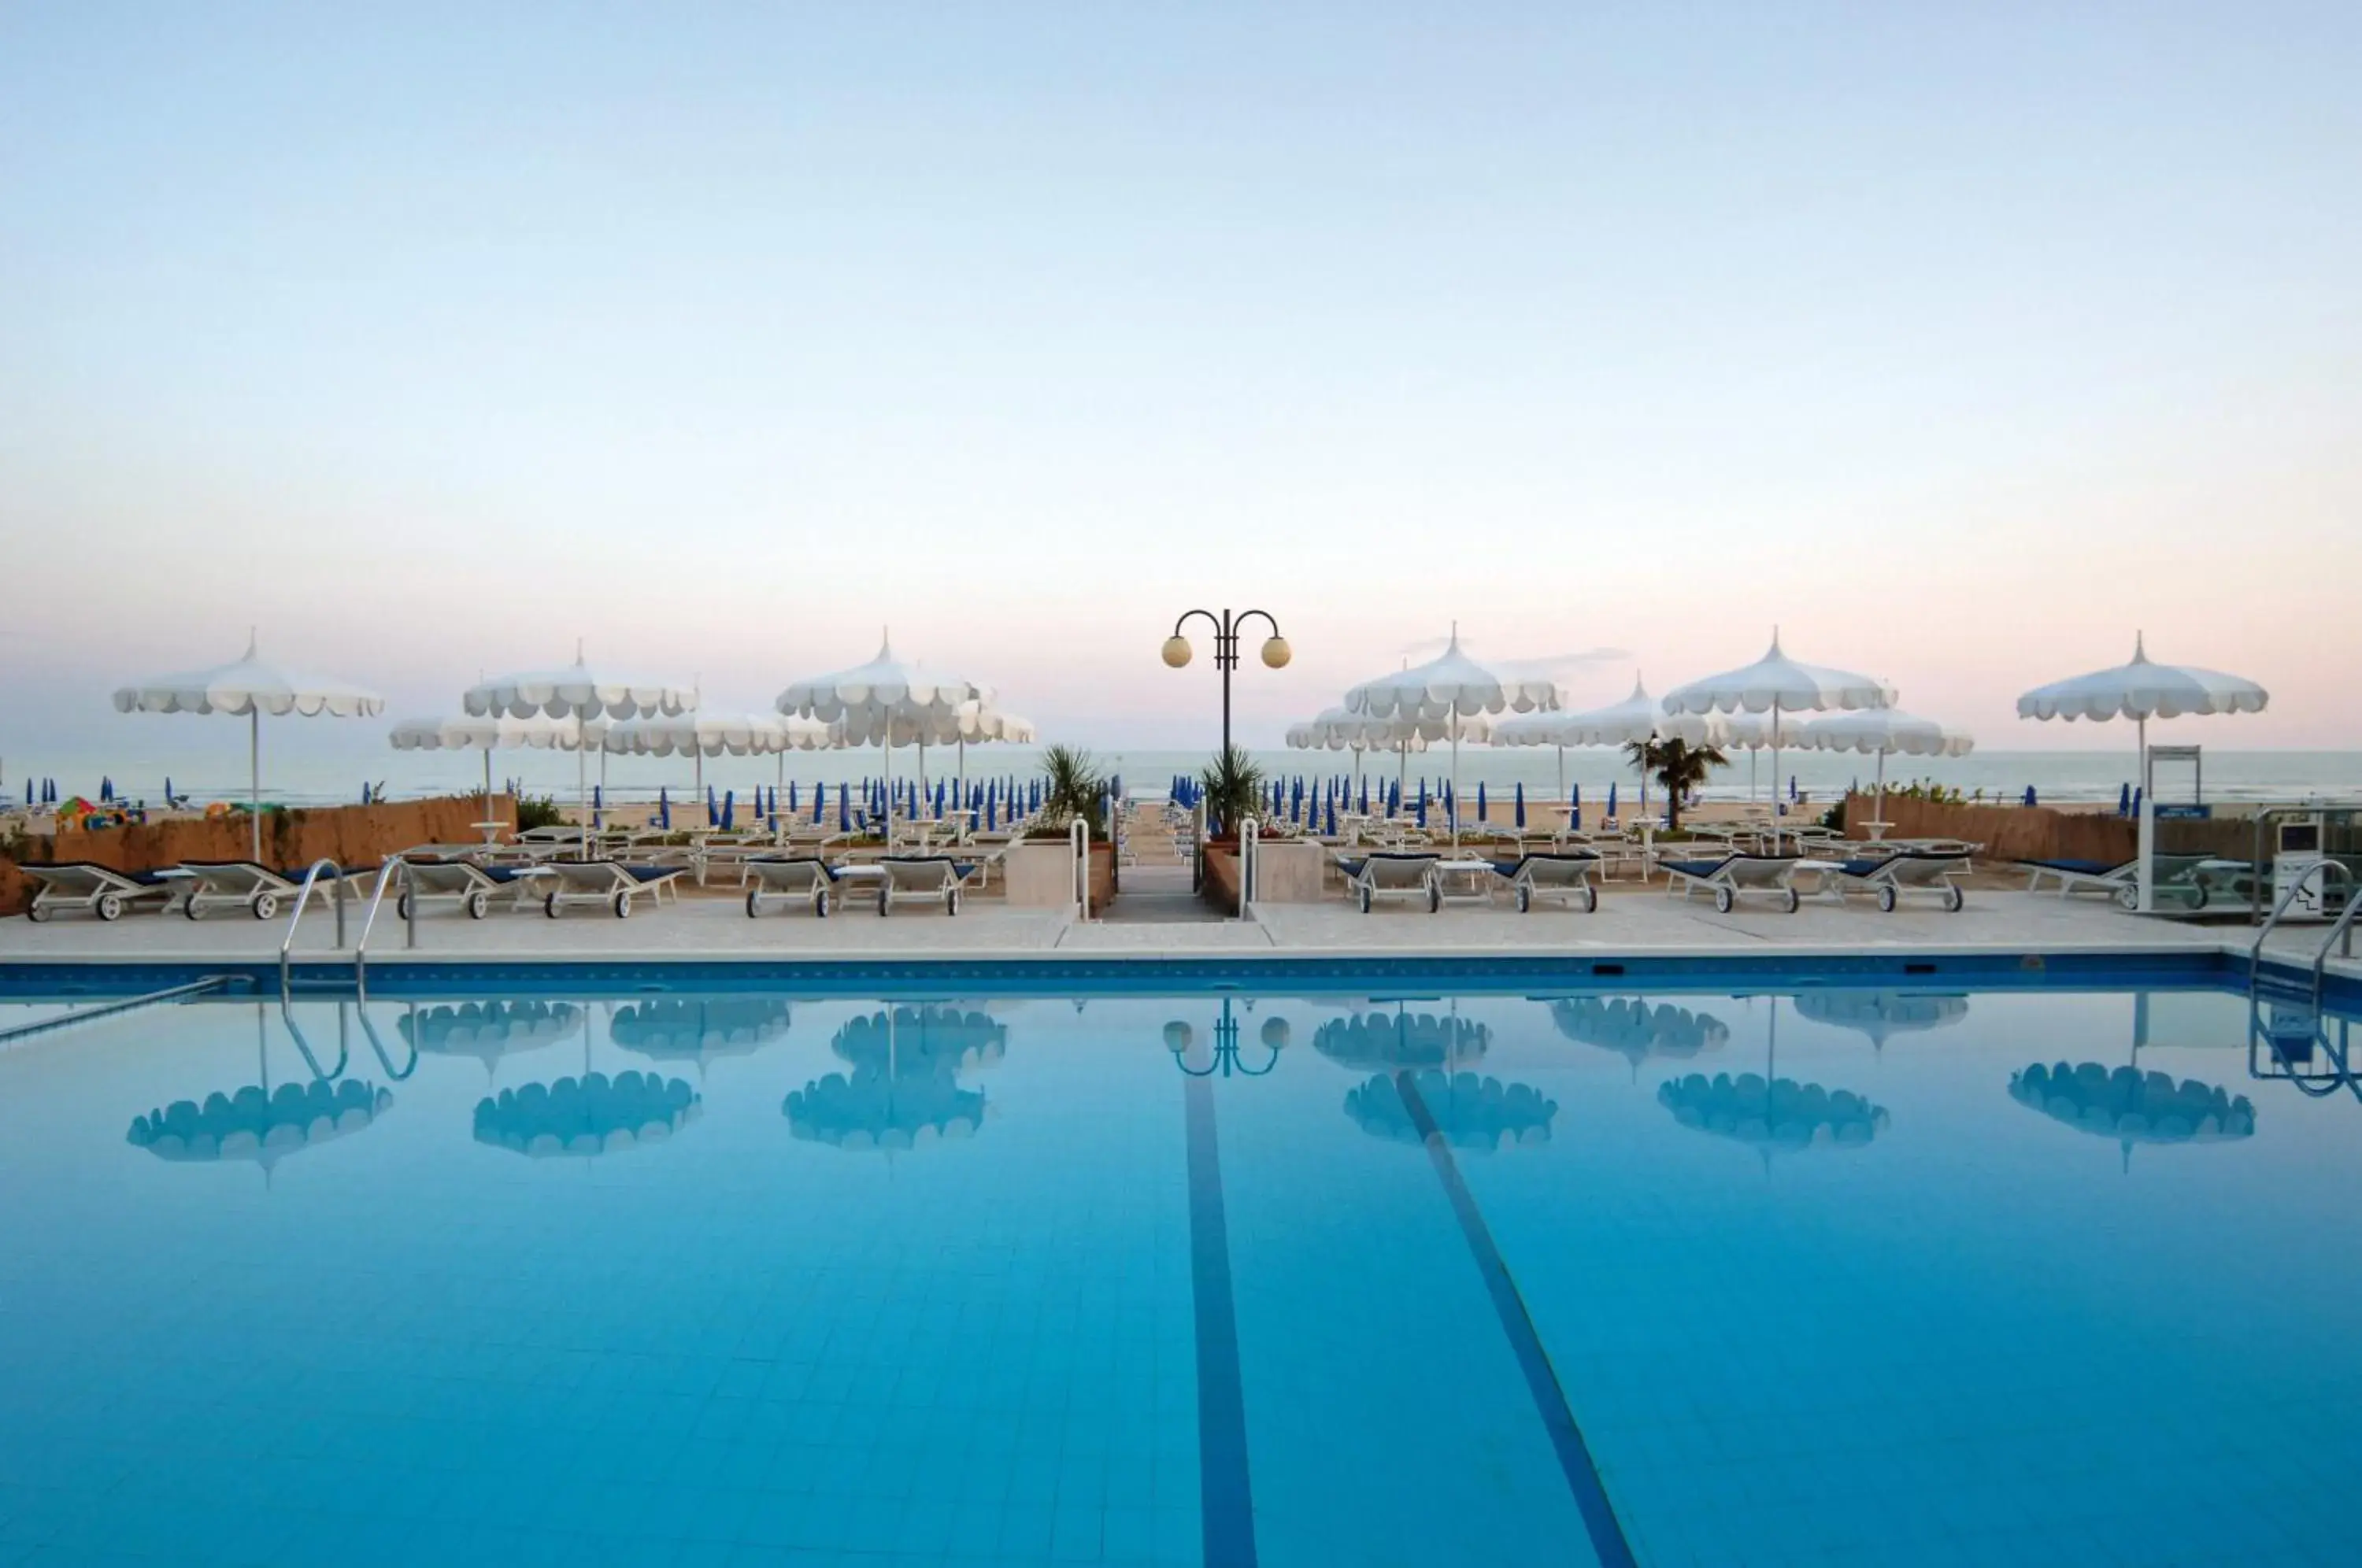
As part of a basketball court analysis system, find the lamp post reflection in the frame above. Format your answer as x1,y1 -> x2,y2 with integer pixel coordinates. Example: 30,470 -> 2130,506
1166,999 -> 1288,1077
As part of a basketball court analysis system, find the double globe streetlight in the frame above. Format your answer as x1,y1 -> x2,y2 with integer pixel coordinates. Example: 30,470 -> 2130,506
1161,608 -> 1290,758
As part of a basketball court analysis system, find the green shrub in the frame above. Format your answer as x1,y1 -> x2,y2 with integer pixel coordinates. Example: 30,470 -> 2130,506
514,794 -> 567,834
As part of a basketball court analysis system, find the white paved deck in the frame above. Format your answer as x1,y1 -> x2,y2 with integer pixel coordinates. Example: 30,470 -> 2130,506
2,884 -> 2349,977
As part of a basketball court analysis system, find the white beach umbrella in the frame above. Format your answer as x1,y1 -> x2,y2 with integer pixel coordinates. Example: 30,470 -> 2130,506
1490,676 -> 1660,811
777,635 -> 983,840
390,713 -> 598,843
946,699 -> 1034,798
464,649 -> 694,856
2016,634 -> 2267,912
1797,708 -> 1973,830
1287,704 -> 1467,807
113,633 -> 384,860
1344,628 -> 1557,843
603,712 -> 841,814
1662,632 -> 1890,847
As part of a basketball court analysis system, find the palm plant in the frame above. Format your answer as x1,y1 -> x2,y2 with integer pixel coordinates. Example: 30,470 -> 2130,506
1035,744 -> 1108,838
1198,744 -> 1265,840
1623,738 -> 1728,832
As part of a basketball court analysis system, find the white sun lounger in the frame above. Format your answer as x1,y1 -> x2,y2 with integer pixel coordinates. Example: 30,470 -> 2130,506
743,856 -> 846,918
1661,852 -> 1806,914
1338,852 -> 1443,914
1489,852 -> 1602,913
396,857 -> 551,920
873,856 -> 975,916
20,862 -> 181,923
2019,858 -> 2135,898
165,861 -> 356,921
1823,849 -> 1969,912
537,861 -> 683,919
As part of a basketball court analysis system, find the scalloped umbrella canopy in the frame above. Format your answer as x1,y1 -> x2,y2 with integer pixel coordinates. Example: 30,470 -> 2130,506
1656,710 -> 1805,751
1313,1009 -> 1490,1071
398,1000 -> 581,1079
1792,990 -> 1968,1049
602,713 -> 840,757
128,1078 -> 393,1176
831,1006 -> 1008,1074
390,714 -> 591,752
1491,678 -> 1660,749
473,1071 -> 700,1159
785,1067 -> 985,1150
1550,998 -> 1730,1077
953,700 -> 1035,744
2016,635 -> 2268,724
1342,630 -> 1549,842
114,634 -> 385,857
465,653 -> 694,853
1662,633 -> 1893,717
1658,1072 -> 1890,1159
778,637 -> 984,834
1344,1070 -> 1557,1151
2008,1061 -> 2255,1172
1796,706 -> 1973,824
610,998 -> 793,1074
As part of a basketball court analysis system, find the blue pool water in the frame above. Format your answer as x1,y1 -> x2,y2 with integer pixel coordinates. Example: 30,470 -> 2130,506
2,974 -> 2357,1566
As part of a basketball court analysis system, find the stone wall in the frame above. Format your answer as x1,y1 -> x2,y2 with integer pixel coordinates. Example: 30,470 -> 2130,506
0,796 -> 509,917
1850,794 -> 2256,865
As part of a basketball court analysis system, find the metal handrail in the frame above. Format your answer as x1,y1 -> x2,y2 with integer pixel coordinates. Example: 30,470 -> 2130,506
353,858 -> 416,993
276,858 -> 350,993
1239,816 -> 1258,922
2249,860 -> 2335,990
1070,818 -> 1092,921
2312,886 -> 2362,1008
276,989 -> 350,1081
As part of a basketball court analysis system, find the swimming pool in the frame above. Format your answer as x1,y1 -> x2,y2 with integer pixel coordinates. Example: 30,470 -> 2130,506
2,966 -> 2355,1566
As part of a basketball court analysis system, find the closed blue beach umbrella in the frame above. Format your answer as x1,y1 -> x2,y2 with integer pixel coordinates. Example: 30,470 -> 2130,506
721,790 -> 735,831
1514,782 -> 1526,829
591,783 -> 602,827
2118,781 -> 2131,817
839,783 -> 852,832
2023,785 -> 2038,807
1607,780 -> 1619,819
657,786 -> 671,830
1416,789 -> 1429,829
1476,782 -> 1487,823
986,794 -> 998,831
811,781 -> 825,824
2131,786 -> 2142,817
705,785 -> 718,826
1325,796 -> 1338,837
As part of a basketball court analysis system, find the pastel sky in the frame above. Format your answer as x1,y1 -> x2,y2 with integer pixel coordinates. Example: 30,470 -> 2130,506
3,2 -> 2356,753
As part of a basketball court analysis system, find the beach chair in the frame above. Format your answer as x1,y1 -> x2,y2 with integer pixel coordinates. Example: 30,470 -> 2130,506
1489,852 -> 1602,914
2019,858 -> 2135,898
538,862 -> 683,919
874,856 -> 973,916
1661,852 -> 1807,914
395,857 -> 550,920
165,861 -> 353,921
19,862 -> 180,923
743,856 -> 846,918
1337,851 -> 1443,914
1823,849 -> 1969,912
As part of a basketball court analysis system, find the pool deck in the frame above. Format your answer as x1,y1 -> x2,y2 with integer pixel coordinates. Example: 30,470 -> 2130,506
3,885 -> 2353,982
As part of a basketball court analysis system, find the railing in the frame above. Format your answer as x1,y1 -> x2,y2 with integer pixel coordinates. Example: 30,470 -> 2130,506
2249,860 -> 2338,993
352,858 -> 420,994
277,859 -> 351,994
1238,816 -> 1258,922
2312,886 -> 2362,1008
1071,817 -> 1092,922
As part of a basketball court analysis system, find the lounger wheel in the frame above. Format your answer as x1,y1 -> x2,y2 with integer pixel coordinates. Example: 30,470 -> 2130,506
1713,886 -> 1734,914
746,889 -> 764,919
814,889 -> 831,918
1427,883 -> 1442,914
1515,885 -> 1532,914
26,900 -> 52,923
612,889 -> 632,918
2116,885 -> 2139,911
184,898 -> 205,921
1945,885 -> 1964,913
1877,885 -> 1897,914
1357,886 -> 1372,913
250,893 -> 279,921
1580,885 -> 1598,914
1783,887 -> 1801,914
465,889 -> 491,920
878,888 -> 891,917
545,892 -> 563,919
946,889 -> 961,916
396,892 -> 414,922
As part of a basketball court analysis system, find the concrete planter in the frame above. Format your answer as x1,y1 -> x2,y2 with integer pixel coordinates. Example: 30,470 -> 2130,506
1004,840 -> 1117,909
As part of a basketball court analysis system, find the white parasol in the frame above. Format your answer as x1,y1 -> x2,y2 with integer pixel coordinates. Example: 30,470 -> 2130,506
777,634 -> 983,842
603,711 -> 841,815
1662,632 -> 1890,848
390,713 -> 598,843
464,647 -> 694,856
1343,627 -> 1557,843
1489,675 -> 1660,813
2016,634 -> 2267,912
113,633 -> 383,859
1287,704 -> 1469,808
1797,708 -> 1973,833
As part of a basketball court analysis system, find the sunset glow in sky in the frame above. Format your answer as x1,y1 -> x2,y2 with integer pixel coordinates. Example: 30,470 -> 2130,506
3,4 -> 2356,753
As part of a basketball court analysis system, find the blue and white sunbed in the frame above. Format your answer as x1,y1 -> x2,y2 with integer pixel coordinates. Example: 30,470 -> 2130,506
1823,849 -> 1968,912
2019,858 -> 2135,898
165,861 -> 357,921
1660,852 -> 1806,914
20,862 -> 180,923
744,856 -> 846,918
1489,852 -> 1601,914
1336,852 -> 1442,914
538,861 -> 683,919
396,856 -> 550,920
876,856 -> 976,916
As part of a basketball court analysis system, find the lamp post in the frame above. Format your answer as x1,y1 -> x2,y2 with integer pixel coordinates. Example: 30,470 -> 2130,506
1165,1000 -> 1289,1078
1162,608 -> 1290,757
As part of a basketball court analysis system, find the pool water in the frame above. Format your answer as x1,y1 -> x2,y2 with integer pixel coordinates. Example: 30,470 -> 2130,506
1,979 -> 2356,1566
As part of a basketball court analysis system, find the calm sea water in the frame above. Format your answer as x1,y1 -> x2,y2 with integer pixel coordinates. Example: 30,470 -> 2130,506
8,741 -> 2361,813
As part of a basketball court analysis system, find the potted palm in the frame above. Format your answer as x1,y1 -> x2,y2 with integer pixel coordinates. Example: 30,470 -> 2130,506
1623,737 -> 1729,834
1007,745 -> 1117,908
1196,745 -> 1265,913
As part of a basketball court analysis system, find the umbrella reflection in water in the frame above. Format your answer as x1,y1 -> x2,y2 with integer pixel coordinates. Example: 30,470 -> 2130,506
1657,997 -> 1889,1170
1549,997 -> 1729,1080
1791,990 -> 1968,1054
2008,1061 -> 2255,1173
609,998 -> 793,1077
1346,1071 -> 1557,1151
474,1072 -> 699,1158
1313,1005 -> 1490,1073
126,1004 -> 392,1182
785,1006 -> 1004,1151
398,1000 -> 583,1082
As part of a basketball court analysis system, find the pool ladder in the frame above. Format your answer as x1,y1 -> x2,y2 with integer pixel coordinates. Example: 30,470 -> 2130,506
278,857 -> 422,994
2245,873 -> 2362,1104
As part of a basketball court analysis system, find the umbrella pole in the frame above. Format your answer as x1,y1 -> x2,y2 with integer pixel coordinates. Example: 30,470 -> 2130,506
1449,701 -> 1461,849
576,716 -> 589,860
2134,714 -> 2152,914
1769,697 -> 1782,852
1874,747 -> 1887,834
249,708 -> 261,861
483,749 -> 494,844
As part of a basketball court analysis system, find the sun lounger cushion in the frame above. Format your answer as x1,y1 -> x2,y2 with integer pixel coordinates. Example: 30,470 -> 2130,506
25,863 -> 173,887
2019,858 -> 2127,877
1661,858 -> 1734,879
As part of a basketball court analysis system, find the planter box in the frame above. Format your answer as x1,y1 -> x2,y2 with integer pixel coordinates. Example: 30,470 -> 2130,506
1004,841 -> 1116,909
1202,847 -> 1242,915
1246,839 -> 1325,903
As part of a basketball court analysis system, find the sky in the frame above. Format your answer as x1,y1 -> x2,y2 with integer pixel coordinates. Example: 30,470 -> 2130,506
3,2 -> 2358,756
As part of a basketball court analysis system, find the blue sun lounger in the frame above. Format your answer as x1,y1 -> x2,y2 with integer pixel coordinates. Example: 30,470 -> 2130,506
1824,849 -> 1969,912
1489,852 -> 1601,913
1336,851 -> 1442,913
876,856 -> 976,916
744,856 -> 846,918
165,861 -> 361,921
396,856 -> 550,920
20,862 -> 180,923
539,861 -> 683,918
1661,852 -> 1806,913
2019,857 -> 2135,898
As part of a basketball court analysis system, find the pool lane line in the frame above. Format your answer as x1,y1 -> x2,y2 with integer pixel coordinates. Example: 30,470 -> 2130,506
1182,1072 -> 1260,1568
1394,1071 -> 1637,1568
